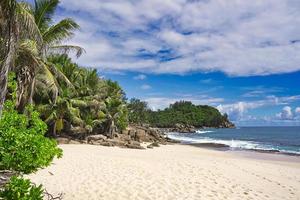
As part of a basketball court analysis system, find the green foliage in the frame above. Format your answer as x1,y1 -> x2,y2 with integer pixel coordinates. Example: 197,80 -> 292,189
127,98 -> 150,124
116,106 -> 128,131
0,176 -> 44,200
0,100 -> 62,174
36,54 -> 129,135
128,100 -> 231,128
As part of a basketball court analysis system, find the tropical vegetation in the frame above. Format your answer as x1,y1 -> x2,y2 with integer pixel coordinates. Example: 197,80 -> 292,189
0,0 -> 126,198
0,0 -> 233,198
128,100 -> 232,128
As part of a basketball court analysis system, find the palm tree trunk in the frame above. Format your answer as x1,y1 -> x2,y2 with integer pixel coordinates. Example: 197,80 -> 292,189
108,119 -> 115,138
28,76 -> 35,104
16,65 -> 35,113
0,25 -> 17,117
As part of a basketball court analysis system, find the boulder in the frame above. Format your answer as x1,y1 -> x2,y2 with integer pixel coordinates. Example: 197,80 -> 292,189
135,129 -> 148,142
87,134 -> 107,143
90,140 -> 114,147
128,129 -> 136,138
56,137 -> 71,144
121,129 -> 129,135
115,133 -> 131,142
106,139 -> 126,147
147,144 -> 154,149
151,142 -> 160,147
125,143 -> 145,149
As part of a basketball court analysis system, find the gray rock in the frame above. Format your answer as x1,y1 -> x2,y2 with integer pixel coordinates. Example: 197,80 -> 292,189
125,143 -> 145,149
147,144 -> 154,149
87,134 -> 107,143
151,142 -> 160,147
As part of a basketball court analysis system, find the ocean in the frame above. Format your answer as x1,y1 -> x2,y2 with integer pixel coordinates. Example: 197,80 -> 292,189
167,126 -> 300,155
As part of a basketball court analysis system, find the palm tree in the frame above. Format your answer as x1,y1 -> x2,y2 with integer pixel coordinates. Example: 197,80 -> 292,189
32,0 -> 84,57
104,80 -> 128,138
28,0 -> 84,106
13,0 -> 84,112
15,39 -> 42,112
0,0 -> 42,116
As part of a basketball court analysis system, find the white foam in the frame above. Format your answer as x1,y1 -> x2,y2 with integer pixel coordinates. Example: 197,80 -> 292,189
167,133 -> 300,155
195,130 -> 214,134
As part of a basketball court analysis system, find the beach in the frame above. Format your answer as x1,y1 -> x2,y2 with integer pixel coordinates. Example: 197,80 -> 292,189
28,144 -> 300,200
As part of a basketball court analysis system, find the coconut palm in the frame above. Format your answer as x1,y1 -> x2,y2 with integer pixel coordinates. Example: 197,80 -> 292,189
32,0 -> 84,57
15,0 -> 84,111
28,0 -> 85,106
0,0 -> 42,116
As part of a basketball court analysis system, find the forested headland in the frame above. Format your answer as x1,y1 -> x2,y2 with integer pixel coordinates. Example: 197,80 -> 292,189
128,99 -> 234,130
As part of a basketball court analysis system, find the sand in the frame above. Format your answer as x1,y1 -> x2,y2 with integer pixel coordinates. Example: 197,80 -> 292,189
28,144 -> 300,200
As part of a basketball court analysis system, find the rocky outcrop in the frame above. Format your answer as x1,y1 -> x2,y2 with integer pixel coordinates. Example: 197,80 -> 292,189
57,124 -> 178,149
219,121 -> 235,128
158,124 -> 197,133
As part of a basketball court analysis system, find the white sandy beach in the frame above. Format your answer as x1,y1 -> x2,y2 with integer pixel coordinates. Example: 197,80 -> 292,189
28,144 -> 300,200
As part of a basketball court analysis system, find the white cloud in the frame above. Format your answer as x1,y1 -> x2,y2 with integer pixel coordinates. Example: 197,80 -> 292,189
276,106 -> 293,120
217,95 -> 300,121
294,107 -> 300,120
57,0 -> 300,76
217,102 -> 262,121
134,74 -> 147,80
141,84 -> 152,90
242,90 -> 266,98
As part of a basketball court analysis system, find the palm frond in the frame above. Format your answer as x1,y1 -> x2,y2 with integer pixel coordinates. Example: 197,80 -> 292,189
16,2 -> 43,44
17,39 -> 41,72
34,0 -> 59,30
46,61 -> 75,89
49,45 -> 85,58
35,63 -> 59,103
42,18 -> 79,45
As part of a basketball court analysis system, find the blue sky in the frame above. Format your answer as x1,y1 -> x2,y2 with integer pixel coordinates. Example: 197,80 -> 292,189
29,0 -> 300,126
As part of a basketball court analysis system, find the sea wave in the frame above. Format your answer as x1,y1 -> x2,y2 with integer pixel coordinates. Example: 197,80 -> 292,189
195,130 -> 214,134
167,133 -> 300,155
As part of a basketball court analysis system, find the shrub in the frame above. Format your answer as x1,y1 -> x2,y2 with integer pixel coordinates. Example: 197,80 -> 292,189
0,100 -> 62,174
0,176 -> 44,200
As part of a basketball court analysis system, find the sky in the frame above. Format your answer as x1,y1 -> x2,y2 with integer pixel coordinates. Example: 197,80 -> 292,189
29,0 -> 300,126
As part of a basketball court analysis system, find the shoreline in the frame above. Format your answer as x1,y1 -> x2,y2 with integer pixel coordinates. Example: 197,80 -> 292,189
28,144 -> 300,200
187,143 -> 300,163
187,142 -> 300,158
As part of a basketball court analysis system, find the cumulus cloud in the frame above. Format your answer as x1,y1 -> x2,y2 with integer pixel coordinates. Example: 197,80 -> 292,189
217,102 -> 262,121
134,74 -> 147,80
276,106 -> 293,120
217,95 -> 300,121
294,107 -> 300,119
57,0 -> 300,76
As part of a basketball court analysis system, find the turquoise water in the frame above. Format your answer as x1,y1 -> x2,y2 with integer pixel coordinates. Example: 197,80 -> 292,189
167,127 -> 300,155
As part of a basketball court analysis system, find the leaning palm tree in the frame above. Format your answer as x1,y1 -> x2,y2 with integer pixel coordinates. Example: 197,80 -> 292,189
0,0 -> 42,116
